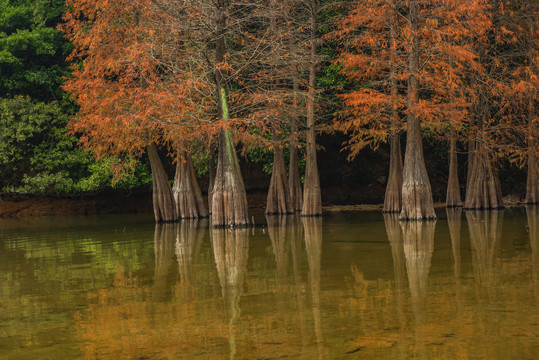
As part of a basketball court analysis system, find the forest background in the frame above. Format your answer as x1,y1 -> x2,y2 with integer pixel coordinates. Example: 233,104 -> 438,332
0,0 -> 536,219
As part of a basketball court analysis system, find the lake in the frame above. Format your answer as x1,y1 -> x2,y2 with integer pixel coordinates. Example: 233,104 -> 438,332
0,207 -> 537,359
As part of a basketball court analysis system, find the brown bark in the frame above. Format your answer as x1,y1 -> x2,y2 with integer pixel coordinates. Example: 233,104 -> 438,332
173,150 -> 208,219
147,143 -> 177,222
267,131 -> 294,214
464,142 -> 503,209
446,136 -> 463,207
465,210 -> 503,288
400,0 -> 436,220
289,73 -> 303,212
211,3 -> 249,227
153,223 -> 175,301
211,129 -> 249,227
301,0 -> 322,217
208,151 -> 216,213
384,16 -> 403,213
525,104 -> 538,204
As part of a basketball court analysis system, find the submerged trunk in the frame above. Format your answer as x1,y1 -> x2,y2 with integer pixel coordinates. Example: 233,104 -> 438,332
302,0 -> 322,217
384,16 -> 403,213
212,128 -> 249,227
267,131 -> 293,214
464,142 -> 503,209
147,143 -> 177,222
289,74 -> 303,211
400,0 -> 436,220
173,150 -> 208,219
446,136 -> 463,207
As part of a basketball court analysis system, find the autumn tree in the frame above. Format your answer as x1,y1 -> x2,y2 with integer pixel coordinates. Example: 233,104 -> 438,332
335,0 -> 406,213
61,0 -> 214,221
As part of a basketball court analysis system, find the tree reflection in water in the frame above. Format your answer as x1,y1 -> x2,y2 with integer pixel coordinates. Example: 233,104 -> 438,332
153,223 -> 176,301
465,210 -> 503,293
401,220 -> 435,360
266,215 -> 291,312
175,219 -> 207,302
211,227 -> 249,360
525,205 -> 538,294
302,216 -> 325,358
383,213 -> 407,359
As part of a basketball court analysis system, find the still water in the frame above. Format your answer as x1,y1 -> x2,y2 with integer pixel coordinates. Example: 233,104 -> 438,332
0,207 -> 537,359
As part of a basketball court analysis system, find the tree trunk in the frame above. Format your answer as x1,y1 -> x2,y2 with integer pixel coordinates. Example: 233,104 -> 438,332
301,0 -> 322,217
400,0 -> 436,220
289,73 -> 303,211
212,128 -> 249,227
173,149 -> 208,219
383,15 -> 403,213
384,132 -> 403,212
525,103 -> 538,204
267,130 -> 293,214
147,143 -> 177,222
464,142 -> 503,209
211,4 -> 249,227
446,136 -> 463,207
208,151 -> 216,213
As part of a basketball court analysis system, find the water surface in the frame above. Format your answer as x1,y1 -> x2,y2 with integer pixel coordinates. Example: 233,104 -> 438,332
0,207 -> 537,359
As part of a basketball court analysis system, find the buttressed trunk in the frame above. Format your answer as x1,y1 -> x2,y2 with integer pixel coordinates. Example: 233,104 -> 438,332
267,131 -> 293,214
173,149 -> 208,219
384,130 -> 403,213
289,74 -> 303,211
400,0 -> 436,221
464,142 -> 503,209
147,143 -> 177,222
211,127 -> 249,227
302,0 -> 322,217
446,136 -> 462,207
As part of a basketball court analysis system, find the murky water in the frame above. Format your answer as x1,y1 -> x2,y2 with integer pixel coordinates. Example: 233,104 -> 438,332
0,207 -> 537,359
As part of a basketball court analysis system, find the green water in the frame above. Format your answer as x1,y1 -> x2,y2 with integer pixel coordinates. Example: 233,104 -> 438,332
0,207 -> 537,359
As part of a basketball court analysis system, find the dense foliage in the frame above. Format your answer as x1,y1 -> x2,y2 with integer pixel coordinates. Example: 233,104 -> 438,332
0,0 -> 151,196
